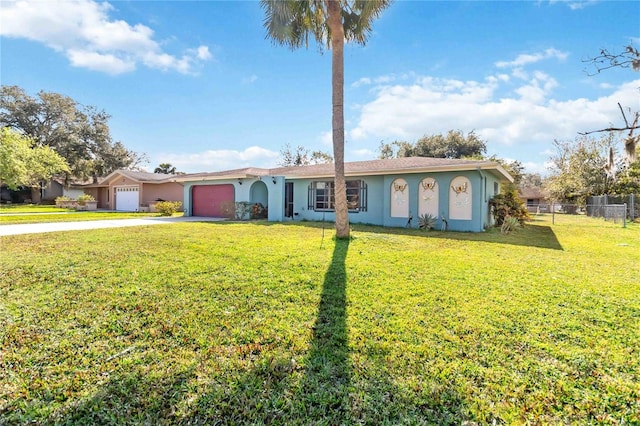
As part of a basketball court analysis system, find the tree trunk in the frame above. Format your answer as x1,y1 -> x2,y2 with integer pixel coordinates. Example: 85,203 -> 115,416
326,0 -> 349,239
30,186 -> 42,204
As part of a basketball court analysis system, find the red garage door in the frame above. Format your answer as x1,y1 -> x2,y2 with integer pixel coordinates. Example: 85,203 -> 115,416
192,184 -> 235,217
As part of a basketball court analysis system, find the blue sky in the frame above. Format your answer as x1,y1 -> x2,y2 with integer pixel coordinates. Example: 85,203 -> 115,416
1,0 -> 638,175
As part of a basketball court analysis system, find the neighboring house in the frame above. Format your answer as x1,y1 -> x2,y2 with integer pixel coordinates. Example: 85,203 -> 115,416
0,184 -> 31,203
63,185 -> 90,200
41,178 -> 64,201
176,157 -> 513,232
79,170 -> 184,211
519,187 -> 548,213
1,178 -> 65,203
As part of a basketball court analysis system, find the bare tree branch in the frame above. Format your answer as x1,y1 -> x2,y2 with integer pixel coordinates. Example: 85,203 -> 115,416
582,45 -> 639,165
618,103 -> 631,128
583,45 -> 640,75
578,125 -> 640,136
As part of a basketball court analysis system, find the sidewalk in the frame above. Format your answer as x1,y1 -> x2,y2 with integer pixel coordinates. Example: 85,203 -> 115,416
0,216 -> 225,236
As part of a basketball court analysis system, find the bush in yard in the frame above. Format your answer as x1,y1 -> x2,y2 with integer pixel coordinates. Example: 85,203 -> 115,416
55,196 -> 76,208
219,201 -> 236,219
155,201 -> 182,216
234,201 -> 251,220
77,193 -> 95,205
418,213 -> 437,231
501,216 -> 521,234
489,191 -> 530,226
250,203 -> 268,219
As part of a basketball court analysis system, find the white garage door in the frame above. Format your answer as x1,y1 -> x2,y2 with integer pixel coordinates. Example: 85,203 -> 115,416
115,186 -> 139,211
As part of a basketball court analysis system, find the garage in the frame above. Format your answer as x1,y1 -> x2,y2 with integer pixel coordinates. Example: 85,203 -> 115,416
115,186 -> 139,211
192,184 -> 235,217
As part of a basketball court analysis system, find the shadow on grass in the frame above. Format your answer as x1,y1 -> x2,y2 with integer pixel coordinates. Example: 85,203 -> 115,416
297,238 -> 351,421
35,367 -> 195,425
196,219 -> 564,251
416,223 -> 564,250
24,238 -> 471,424
183,238 -> 355,424
17,240 -> 353,424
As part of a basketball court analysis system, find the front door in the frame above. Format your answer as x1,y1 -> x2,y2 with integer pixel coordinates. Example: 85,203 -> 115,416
284,182 -> 294,218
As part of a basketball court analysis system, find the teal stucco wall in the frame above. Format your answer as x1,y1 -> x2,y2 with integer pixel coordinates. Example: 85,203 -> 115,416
284,170 -> 503,232
183,170 -> 504,232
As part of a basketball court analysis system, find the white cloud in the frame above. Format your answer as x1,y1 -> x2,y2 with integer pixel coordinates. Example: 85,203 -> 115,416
547,0 -> 599,10
352,77 -> 372,88
514,71 -> 559,103
319,131 -> 333,146
568,1 -> 598,10
158,146 -> 280,173
350,148 -> 378,159
348,71 -> 640,154
374,75 -> 397,84
0,0 -> 212,75
195,46 -> 212,61
351,73 -> 415,88
67,49 -> 135,74
495,48 -> 568,69
348,75 -> 501,142
242,75 -> 258,84
522,161 -> 552,175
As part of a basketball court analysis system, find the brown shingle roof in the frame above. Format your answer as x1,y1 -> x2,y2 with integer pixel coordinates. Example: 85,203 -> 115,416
269,157 -> 507,178
182,167 -> 270,180
519,187 -> 546,199
78,170 -> 181,187
107,170 -> 177,183
175,157 -> 514,182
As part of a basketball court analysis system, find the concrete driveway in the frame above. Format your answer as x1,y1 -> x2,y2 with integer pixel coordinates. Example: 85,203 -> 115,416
0,216 -> 225,236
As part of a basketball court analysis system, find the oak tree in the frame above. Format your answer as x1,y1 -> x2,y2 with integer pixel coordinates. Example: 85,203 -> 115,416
0,85 -> 145,183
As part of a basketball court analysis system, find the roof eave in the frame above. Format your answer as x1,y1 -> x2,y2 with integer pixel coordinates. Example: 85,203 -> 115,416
77,183 -> 109,188
280,162 -> 513,180
489,164 -> 515,183
173,161 -> 515,183
100,170 -> 178,185
174,172 -> 264,183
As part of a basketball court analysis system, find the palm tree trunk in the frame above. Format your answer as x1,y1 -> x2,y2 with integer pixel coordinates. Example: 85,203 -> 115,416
326,0 -> 350,239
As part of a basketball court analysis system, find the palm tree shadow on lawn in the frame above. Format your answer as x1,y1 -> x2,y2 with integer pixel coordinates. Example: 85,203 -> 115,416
204,220 -> 564,251
185,238 -> 358,423
182,237 -> 468,424
29,237 -> 474,424
297,237 -> 352,421
38,367 -> 196,425
34,240 -> 359,424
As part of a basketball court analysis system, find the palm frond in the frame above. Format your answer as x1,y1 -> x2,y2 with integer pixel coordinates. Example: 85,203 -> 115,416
345,0 -> 393,44
261,0 -> 392,49
261,0 -> 328,50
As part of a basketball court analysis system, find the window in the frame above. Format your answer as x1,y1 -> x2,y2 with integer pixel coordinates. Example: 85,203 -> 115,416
308,180 -> 367,212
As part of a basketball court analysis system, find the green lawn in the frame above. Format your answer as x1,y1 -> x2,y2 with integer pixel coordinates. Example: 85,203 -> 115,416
0,204 -> 75,214
1,216 -> 638,424
0,211 -> 161,224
